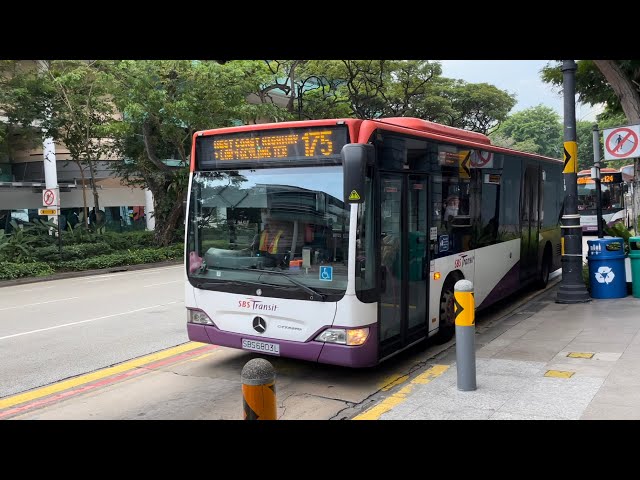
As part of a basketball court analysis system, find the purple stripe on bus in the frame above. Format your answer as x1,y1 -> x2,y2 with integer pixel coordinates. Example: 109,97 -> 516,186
477,261 -> 521,310
187,322 -> 378,367
187,323 -> 211,344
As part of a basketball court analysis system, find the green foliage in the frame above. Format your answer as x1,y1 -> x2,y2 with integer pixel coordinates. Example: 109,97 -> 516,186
0,220 -> 36,261
0,261 -> 54,280
541,60 -> 640,120
55,245 -> 183,271
603,222 -> 635,255
63,223 -> 98,244
490,105 -> 563,158
33,242 -> 113,262
99,231 -> 156,250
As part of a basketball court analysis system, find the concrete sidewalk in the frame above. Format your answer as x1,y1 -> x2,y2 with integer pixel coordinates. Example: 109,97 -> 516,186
359,284 -> 640,420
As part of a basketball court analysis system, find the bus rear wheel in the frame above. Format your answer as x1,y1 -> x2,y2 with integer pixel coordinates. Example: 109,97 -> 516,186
537,247 -> 552,289
433,278 -> 458,344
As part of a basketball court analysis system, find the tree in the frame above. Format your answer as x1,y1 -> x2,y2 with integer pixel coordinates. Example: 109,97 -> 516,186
0,60 -> 116,228
107,60 -> 275,246
429,79 -> 516,134
489,105 -> 563,158
541,60 -> 640,124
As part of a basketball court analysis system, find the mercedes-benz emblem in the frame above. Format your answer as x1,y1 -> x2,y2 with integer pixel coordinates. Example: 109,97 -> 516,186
253,316 -> 267,334
256,289 -> 262,296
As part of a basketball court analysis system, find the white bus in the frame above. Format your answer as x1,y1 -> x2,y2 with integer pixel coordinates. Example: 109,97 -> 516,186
578,168 -> 629,233
185,118 -> 563,367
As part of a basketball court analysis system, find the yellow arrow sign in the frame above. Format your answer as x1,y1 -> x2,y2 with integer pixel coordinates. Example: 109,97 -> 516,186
563,141 -> 577,173
459,151 -> 471,179
38,208 -> 59,216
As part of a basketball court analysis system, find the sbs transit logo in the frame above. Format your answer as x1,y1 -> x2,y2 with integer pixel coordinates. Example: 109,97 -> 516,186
238,298 -> 278,312
454,253 -> 474,269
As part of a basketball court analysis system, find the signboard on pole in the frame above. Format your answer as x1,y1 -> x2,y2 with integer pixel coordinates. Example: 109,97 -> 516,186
38,208 -> 59,216
603,125 -> 640,161
42,188 -> 60,207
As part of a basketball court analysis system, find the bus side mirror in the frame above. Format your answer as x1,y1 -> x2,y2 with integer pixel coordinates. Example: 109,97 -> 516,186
342,144 -> 374,204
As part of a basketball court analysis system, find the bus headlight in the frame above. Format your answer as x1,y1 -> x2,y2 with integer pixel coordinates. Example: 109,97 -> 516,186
315,327 -> 370,346
187,309 -> 214,325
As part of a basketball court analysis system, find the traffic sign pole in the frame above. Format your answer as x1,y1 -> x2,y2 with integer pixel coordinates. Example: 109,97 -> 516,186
593,124 -> 604,239
557,60 -> 590,304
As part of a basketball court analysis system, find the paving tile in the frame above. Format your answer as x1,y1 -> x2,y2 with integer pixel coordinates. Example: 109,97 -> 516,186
562,341 -> 628,354
498,376 -> 602,419
581,402 -> 640,420
489,411 -> 558,420
446,408 -> 495,420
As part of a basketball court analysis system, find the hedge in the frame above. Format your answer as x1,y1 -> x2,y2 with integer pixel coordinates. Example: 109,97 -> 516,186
0,262 -> 55,280
33,242 -> 113,262
55,245 -> 183,271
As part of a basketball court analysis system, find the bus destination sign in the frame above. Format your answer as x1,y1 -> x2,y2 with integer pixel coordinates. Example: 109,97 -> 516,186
577,172 -> 622,185
196,126 -> 349,168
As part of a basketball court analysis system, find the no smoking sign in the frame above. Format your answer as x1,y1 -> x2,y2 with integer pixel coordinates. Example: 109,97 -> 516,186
603,125 -> 640,161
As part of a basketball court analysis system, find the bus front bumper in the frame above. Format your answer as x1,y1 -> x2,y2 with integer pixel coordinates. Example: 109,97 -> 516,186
187,323 -> 378,368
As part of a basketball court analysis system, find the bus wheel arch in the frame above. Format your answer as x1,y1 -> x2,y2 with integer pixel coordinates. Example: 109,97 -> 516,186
433,270 -> 464,344
537,242 -> 552,289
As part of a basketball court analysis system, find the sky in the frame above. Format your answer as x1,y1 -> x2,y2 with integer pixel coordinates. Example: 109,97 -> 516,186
438,60 -> 603,122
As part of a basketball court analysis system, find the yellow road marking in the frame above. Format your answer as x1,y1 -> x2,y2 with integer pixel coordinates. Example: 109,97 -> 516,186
0,342 -> 205,410
567,352 -> 595,359
544,370 -> 575,378
354,364 -> 450,420
379,374 -> 409,391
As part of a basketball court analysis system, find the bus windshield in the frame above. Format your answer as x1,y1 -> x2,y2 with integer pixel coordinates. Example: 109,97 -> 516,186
578,181 -> 624,215
186,165 -> 350,300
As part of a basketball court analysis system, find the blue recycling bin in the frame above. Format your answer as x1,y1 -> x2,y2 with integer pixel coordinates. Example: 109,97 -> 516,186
587,237 -> 627,299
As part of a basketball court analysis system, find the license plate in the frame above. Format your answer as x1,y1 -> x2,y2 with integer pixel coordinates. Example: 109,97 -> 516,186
242,339 -> 280,355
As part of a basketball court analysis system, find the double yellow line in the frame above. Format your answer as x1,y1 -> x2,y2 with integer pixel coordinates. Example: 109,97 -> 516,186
353,364 -> 450,420
0,342 -> 208,412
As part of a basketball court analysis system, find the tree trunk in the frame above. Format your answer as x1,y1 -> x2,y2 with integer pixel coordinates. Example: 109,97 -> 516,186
77,162 -> 89,228
88,160 -> 100,215
154,199 -> 183,246
593,60 -> 640,124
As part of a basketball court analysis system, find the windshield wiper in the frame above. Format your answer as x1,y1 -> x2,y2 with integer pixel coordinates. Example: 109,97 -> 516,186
195,278 -> 324,301
245,268 -> 325,301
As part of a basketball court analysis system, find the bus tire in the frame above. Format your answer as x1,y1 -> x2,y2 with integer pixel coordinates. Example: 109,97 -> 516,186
537,245 -> 552,289
433,274 -> 461,345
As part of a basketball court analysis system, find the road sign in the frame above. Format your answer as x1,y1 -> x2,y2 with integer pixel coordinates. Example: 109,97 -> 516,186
38,208 -> 59,216
603,125 -> 640,161
319,266 -> 333,282
459,151 -> 471,178
42,188 -> 60,207
470,150 -> 493,168
563,141 -> 578,174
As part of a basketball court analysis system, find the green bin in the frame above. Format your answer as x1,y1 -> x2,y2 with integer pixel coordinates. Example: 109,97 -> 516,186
630,236 -> 640,298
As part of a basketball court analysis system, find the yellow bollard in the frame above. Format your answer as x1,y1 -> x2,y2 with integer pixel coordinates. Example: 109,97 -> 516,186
454,279 -> 476,391
241,358 -> 277,420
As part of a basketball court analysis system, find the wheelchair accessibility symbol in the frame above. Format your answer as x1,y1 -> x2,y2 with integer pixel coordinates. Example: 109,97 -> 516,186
319,266 -> 333,281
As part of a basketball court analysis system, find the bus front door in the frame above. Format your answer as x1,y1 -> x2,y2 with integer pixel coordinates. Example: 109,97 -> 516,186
379,173 -> 430,359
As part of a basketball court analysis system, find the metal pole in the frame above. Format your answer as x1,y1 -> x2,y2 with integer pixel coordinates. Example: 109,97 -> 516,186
454,279 -> 476,391
58,213 -> 62,261
593,124 -> 604,238
241,358 -> 276,420
557,60 -> 591,303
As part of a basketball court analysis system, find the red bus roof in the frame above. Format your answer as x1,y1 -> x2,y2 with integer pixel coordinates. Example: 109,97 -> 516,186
190,117 -> 564,171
